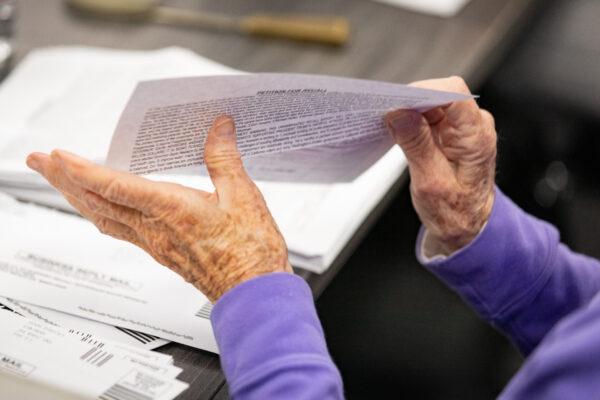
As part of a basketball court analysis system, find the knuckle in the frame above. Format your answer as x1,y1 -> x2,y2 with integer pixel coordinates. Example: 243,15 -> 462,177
480,109 -> 495,129
448,75 -> 464,84
116,206 -> 137,227
213,115 -> 233,127
481,128 -> 497,150
459,108 -> 482,128
478,119 -> 498,157
205,151 -> 242,168
153,183 -> 186,209
102,177 -> 125,201
448,76 -> 469,92
160,193 -> 183,213
411,177 -> 447,200
141,201 -> 179,228
83,192 -> 100,212
397,128 -> 431,156
206,159 -> 248,182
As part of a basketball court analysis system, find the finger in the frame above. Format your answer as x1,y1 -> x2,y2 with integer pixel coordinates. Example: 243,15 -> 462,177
27,152 -> 88,199
50,149 -> 172,214
63,192 -> 147,249
429,102 -> 486,163
422,107 -> 446,126
26,152 -> 51,173
28,152 -> 146,230
79,191 -> 144,230
385,109 -> 438,172
71,192 -> 169,270
204,115 -> 254,206
411,76 -> 485,152
480,108 -> 496,130
410,76 -> 479,110
455,110 -> 497,182
410,76 -> 472,96
442,100 -> 482,131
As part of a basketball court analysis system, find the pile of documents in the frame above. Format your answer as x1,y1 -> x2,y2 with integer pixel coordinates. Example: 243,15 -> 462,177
0,309 -> 188,400
0,45 -> 466,385
0,192 -> 217,351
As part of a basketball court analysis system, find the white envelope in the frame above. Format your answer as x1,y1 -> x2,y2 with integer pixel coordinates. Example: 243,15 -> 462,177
0,311 -> 187,400
0,194 -> 218,352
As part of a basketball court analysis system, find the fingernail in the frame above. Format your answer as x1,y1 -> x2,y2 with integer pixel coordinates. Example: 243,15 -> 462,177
387,111 -> 418,132
26,155 -> 40,171
214,118 -> 234,139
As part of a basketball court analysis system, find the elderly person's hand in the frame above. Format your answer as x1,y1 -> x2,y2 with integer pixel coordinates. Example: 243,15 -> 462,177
25,116 -> 292,302
386,77 -> 497,255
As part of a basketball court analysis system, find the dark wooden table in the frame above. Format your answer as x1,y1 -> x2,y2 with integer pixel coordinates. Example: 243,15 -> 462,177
8,0 -> 541,398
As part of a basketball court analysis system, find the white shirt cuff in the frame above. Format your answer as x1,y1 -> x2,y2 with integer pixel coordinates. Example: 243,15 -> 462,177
419,222 -> 488,263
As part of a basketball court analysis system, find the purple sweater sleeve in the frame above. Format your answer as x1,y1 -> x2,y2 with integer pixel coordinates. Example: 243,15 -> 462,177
417,187 -> 600,355
500,293 -> 600,398
211,273 -> 343,399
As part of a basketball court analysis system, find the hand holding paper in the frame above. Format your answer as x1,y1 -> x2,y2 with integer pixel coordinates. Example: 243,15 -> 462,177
27,116 -> 292,302
18,67 -> 476,353
26,72 -> 472,303
386,77 -> 497,255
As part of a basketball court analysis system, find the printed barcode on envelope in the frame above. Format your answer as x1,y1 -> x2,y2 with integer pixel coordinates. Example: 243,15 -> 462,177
99,383 -> 153,400
194,302 -> 213,319
80,345 -> 114,367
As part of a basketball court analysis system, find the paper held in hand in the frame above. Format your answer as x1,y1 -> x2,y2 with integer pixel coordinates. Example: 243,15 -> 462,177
105,73 -> 471,182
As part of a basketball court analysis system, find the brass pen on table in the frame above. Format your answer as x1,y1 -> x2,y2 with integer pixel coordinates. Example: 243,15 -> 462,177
67,0 -> 350,46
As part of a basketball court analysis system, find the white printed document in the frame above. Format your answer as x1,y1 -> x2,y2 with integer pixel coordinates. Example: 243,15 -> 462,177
0,194 -> 218,352
0,311 -> 187,400
106,74 -> 469,182
0,296 -> 169,350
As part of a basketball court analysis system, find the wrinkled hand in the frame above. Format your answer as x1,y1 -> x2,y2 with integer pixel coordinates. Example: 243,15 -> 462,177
26,116 -> 292,302
386,77 -> 497,255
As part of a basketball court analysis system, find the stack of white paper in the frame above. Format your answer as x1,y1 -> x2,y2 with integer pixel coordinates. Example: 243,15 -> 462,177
0,193 -> 217,352
0,310 -> 188,400
0,296 -> 169,349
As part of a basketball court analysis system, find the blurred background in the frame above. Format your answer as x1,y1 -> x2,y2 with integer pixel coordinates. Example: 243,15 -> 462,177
2,0 -> 599,398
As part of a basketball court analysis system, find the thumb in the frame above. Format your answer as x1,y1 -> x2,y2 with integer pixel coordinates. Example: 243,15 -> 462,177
204,115 -> 251,203
385,109 -> 437,171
